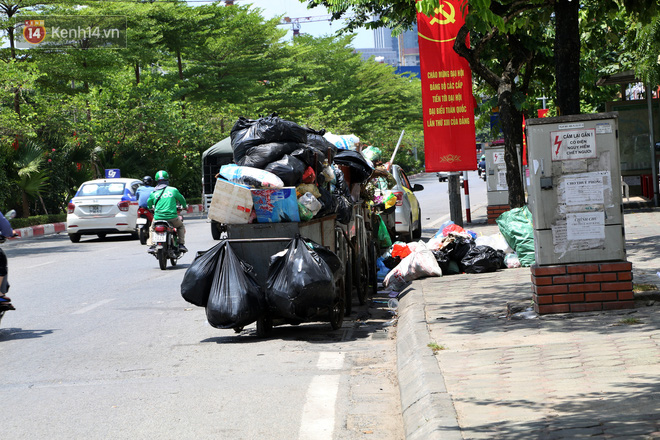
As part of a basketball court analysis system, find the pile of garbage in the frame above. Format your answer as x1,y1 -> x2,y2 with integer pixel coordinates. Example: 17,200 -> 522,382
376,207 -> 536,291
181,236 -> 343,329
213,114 -> 375,225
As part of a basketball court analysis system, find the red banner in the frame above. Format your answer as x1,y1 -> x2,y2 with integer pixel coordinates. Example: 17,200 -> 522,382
417,0 -> 476,172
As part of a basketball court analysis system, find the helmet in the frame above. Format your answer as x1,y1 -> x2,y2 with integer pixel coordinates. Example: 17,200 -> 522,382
481,155 -> 485,160
155,170 -> 169,181
142,175 -> 154,186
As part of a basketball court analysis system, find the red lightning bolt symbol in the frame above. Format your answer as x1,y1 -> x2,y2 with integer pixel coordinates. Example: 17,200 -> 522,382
553,135 -> 562,156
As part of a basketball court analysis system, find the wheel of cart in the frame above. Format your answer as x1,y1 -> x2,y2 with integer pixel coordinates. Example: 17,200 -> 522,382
335,226 -> 352,316
329,269 -> 346,329
353,208 -> 371,305
366,231 -> 378,297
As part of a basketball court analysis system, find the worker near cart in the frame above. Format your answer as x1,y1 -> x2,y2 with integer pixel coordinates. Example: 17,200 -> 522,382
147,170 -> 188,253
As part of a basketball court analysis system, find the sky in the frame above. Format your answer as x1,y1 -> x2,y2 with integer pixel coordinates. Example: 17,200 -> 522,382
192,0 -> 374,48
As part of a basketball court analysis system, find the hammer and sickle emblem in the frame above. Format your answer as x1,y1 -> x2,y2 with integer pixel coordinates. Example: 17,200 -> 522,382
429,1 -> 456,25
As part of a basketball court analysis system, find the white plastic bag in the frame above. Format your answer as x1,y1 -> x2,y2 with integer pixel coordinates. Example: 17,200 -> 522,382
475,233 -> 513,253
298,192 -> 322,216
504,252 -> 521,268
383,241 -> 442,290
219,164 -> 284,189
323,132 -> 359,150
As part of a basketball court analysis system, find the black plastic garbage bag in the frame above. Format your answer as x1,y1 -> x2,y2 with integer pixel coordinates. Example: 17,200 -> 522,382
315,186 -> 337,218
180,241 -> 226,307
334,194 -> 354,224
431,248 -> 451,274
332,165 -> 351,197
460,245 -> 506,274
442,235 -> 475,263
265,154 -> 307,187
230,115 -> 308,158
236,141 -> 303,169
205,244 -> 266,329
305,239 -> 344,279
291,146 -> 324,176
306,131 -> 338,163
266,236 -> 337,320
333,150 -> 374,184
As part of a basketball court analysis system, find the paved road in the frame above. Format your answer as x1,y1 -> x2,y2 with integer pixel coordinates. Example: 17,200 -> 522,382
0,216 -> 404,440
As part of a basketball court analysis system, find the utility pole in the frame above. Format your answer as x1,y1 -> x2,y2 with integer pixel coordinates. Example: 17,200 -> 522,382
448,173 -> 463,227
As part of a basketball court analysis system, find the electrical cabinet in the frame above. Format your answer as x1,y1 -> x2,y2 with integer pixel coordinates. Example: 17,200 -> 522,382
484,145 -> 508,205
526,112 -> 625,265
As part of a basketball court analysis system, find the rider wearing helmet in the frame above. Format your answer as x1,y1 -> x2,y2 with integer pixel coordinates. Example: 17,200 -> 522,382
136,175 -> 155,208
147,170 -> 188,252
0,211 -> 16,310
478,155 -> 487,179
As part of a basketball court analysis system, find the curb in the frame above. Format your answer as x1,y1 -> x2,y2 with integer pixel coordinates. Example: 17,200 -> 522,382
11,204 -> 205,240
397,286 -> 462,440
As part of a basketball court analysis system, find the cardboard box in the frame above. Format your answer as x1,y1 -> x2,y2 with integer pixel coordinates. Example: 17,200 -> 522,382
251,187 -> 300,223
207,179 -> 253,224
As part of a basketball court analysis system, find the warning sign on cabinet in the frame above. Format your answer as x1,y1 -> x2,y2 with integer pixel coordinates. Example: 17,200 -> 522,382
550,128 -> 597,161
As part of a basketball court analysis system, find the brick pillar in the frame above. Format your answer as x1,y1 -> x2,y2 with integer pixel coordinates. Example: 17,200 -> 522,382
531,261 -> 634,314
487,204 -> 510,224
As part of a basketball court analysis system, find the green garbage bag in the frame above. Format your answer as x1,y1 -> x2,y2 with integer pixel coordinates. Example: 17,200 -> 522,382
496,206 -> 536,267
376,214 -> 392,249
298,202 -> 313,222
361,146 -> 382,162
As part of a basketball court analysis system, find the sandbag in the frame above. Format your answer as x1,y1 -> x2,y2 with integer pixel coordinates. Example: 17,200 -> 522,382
460,245 -> 506,274
266,236 -> 338,320
230,115 -> 308,156
236,141 -> 303,169
264,154 -> 306,187
180,241 -> 227,307
205,244 -> 266,329
496,206 -> 536,267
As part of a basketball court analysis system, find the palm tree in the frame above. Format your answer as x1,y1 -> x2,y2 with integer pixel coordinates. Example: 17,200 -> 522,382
13,140 -> 49,217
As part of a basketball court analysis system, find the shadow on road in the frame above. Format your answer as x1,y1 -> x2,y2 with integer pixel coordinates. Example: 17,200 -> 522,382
0,327 -> 55,341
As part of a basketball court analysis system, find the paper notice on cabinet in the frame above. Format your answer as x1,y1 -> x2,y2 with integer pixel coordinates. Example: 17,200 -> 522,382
566,212 -> 605,240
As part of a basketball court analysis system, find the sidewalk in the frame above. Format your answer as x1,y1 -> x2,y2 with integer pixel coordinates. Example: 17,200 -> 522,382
396,203 -> 660,439
11,204 -> 205,239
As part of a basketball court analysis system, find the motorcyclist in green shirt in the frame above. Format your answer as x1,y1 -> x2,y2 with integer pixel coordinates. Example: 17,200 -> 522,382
147,170 -> 188,253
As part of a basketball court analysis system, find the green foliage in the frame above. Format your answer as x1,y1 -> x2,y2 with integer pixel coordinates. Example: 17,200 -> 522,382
10,213 -> 66,229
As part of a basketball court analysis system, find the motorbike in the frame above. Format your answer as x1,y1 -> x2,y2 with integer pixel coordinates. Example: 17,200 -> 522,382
149,213 -> 186,270
136,206 -> 153,245
0,210 -> 17,326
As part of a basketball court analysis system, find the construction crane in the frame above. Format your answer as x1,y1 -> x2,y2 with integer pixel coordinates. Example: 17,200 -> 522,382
278,15 -> 334,37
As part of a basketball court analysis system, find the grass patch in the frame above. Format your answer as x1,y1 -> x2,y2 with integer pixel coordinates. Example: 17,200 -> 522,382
634,283 -> 658,293
618,317 -> 642,325
427,342 -> 446,353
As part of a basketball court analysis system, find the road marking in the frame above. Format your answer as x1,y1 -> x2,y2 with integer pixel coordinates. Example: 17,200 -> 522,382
72,298 -> 115,315
426,213 -> 450,229
24,261 -> 54,269
317,352 -> 345,370
299,374 -> 340,440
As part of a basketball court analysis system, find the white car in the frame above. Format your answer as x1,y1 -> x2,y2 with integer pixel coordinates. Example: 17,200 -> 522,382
66,178 -> 142,242
390,165 -> 424,241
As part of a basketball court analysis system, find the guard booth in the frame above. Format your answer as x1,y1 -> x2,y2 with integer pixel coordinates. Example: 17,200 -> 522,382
484,143 -> 510,223
526,112 -> 634,314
